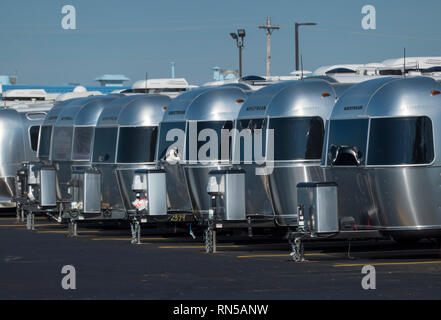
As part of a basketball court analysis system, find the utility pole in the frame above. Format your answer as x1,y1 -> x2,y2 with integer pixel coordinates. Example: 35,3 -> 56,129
259,17 -> 279,77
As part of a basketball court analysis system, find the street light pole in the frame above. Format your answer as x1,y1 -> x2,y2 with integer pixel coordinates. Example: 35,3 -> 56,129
239,45 -> 242,78
295,22 -> 317,71
230,29 -> 246,78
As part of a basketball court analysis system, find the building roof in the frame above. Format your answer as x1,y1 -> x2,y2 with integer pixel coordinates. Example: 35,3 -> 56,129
94,74 -> 130,81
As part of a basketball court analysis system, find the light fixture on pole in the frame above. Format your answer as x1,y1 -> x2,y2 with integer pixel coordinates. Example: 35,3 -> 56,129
230,29 -> 245,78
295,22 -> 317,71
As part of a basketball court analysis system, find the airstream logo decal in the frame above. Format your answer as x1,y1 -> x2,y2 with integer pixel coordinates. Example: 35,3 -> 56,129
344,105 -> 363,111
102,116 -> 117,121
246,106 -> 266,111
168,110 -> 185,115
163,123 -> 274,176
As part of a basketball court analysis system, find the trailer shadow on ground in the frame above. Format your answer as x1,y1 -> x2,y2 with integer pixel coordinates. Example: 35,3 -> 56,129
1,212 -> 441,299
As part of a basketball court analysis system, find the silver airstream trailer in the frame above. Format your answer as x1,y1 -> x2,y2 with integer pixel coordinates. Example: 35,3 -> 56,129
155,87 -> 211,224
0,104 -> 52,212
51,96 -> 118,222
17,96 -> 116,228
183,85 -> 251,217
150,85 -> 251,242
204,79 -> 351,253
322,76 -> 441,242
90,94 -> 170,231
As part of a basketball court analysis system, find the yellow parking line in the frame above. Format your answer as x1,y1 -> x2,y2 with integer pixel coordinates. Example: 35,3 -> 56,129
0,223 -> 58,227
237,248 -> 441,259
237,253 -> 330,258
339,248 -> 439,255
159,245 -> 241,249
0,217 -> 47,221
91,237 -> 166,241
37,230 -> 102,234
91,238 -> 131,241
237,254 -> 288,258
334,260 -> 441,267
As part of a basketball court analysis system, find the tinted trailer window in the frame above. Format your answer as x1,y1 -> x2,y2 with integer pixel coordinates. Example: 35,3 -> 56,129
73,127 -> 94,161
186,120 -> 233,162
29,126 -> 40,152
38,125 -> 52,158
269,117 -> 324,161
117,126 -> 158,163
368,116 -> 434,165
92,127 -> 118,163
157,121 -> 186,160
236,118 -> 266,163
52,127 -> 73,161
327,119 -> 369,166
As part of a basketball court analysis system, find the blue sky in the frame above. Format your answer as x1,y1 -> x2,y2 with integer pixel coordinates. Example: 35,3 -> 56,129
0,0 -> 440,85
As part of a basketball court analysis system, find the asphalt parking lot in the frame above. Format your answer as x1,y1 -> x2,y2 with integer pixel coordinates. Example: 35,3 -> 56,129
1,212 -> 441,299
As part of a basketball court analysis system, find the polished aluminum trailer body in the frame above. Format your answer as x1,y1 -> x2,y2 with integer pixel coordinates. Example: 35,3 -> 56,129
0,104 -> 51,208
322,76 -> 441,238
156,87 -> 210,218
182,86 -> 250,218
92,94 -> 170,220
39,96 -> 117,218
234,79 -> 351,226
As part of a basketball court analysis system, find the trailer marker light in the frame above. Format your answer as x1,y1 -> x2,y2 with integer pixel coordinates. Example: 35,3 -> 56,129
431,90 -> 440,96
321,93 -> 331,97
236,99 -> 244,103
163,106 -> 167,110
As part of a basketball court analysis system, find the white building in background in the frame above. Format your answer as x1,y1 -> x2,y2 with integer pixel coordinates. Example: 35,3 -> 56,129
120,78 -> 198,98
312,56 -> 441,83
0,86 -> 103,107
95,74 -> 130,87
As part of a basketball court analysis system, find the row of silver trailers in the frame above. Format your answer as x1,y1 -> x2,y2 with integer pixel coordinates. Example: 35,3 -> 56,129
4,76 -> 441,261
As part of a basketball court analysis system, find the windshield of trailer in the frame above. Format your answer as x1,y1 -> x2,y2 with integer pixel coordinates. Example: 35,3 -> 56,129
268,117 -> 324,161
52,126 -> 73,161
234,118 -> 267,163
92,127 -> 118,163
326,119 -> 369,166
29,126 -> 40,152
117,126 -> 158,163
186,120 -> 234,162
38,125 -> 52,158
72,127 -> 94,161
367,116 -> 434,165
156,121 -> 186,161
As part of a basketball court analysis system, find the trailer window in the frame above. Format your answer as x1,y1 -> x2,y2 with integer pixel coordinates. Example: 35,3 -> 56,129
38,125 -> 52,158
186,120 -> 233,161
73,127 -> 94,161
234,118 -> 266,163
92,127 -> 118,163
368,117 -> 434,165
52,127 -> 73,161
157,121 -> 186,161
268,117 -> 324,161
117,126 -> 158,163
327,119 -> 369,166
29,126 -> 40,152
